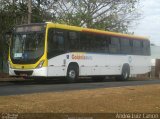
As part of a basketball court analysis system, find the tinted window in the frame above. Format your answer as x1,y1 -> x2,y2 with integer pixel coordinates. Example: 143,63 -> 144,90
120,38 -> 131,54
89,34 -> 97,52
109,37 -> 120,54
79,33 -> 108,53
80,32 -> 91,51
94,34 -> 106,53
106,36 -> 110,53
48,29 -> 66,59
68,31 -> 79,51
133,40 -> 141,55
143,40 -> 150,55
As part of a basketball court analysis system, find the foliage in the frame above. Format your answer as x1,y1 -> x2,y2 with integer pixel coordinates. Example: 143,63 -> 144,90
0,0 -> 56,60
52,0 -> 141,33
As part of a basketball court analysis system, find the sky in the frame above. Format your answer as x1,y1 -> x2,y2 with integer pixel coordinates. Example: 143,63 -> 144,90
129,0 -> 160,46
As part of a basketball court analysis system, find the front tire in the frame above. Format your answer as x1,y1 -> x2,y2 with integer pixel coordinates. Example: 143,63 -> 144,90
66,65 -> 79,83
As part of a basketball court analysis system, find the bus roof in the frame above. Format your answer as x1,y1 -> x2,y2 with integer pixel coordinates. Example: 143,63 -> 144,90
47,22 -> 148,41
16,22 -> 148,40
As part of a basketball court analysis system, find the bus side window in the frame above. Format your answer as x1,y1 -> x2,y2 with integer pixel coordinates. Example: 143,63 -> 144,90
47,29 -> 65,59
140,40 -> 144,55
133,40 -> 141,55
105,36 -> 110,53
55,29 -> 65,52
80,32 -> 91,52
100,35 -> 106,53
68,31 -> 79,51
109,37 -> 120,54
94,34 -> 106,53
129,40 -> 133,54
143,40 -> 150,56
90,34 -> 96,52
48,29 -> 54,57
120,38 -> 131,54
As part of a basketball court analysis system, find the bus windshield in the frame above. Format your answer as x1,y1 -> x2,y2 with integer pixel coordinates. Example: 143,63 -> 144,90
10,31 -> 45,64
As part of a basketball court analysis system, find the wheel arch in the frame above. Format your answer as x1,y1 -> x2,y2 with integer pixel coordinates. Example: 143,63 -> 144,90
116,63 -> 130,81
122,63 -> 130,72
67,62 -> 79,74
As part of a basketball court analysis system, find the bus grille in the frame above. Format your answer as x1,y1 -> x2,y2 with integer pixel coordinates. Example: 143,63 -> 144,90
14,70 -> 33,76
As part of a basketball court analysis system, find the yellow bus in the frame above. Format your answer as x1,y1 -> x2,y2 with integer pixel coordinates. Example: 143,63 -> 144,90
8,22 -> 151,82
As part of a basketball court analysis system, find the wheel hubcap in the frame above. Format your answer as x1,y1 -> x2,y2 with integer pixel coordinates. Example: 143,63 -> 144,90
123,71 -> 128,79
69,70 -> 76,79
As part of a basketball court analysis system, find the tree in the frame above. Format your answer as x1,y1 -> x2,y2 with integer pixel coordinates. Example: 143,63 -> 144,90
0,0 -> 57,64
51,0 -> 141,33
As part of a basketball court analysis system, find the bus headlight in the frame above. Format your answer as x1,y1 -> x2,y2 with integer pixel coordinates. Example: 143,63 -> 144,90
36,60 -> 45,68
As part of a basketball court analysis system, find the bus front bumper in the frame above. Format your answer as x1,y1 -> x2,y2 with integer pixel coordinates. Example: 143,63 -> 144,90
9,67 -> 47,77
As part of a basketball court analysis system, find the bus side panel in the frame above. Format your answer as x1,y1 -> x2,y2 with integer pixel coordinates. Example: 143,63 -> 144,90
47,52 -> 151,77
130,55 -> 151,75
79,54 -> 126,76
61,53 -> 128,76
47,54 -> 67,77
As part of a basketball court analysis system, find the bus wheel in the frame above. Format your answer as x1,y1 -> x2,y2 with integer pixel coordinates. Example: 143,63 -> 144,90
116,64 -> 130,81
66,64 -> 79,83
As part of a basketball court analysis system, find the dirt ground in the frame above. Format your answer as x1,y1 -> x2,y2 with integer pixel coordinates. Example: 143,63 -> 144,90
0,72 -> 24,81
0,84 -> 160,113
0,72 -> 9,78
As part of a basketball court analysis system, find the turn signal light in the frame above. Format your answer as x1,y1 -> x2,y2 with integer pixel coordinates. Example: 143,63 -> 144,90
36,60 -> 45,68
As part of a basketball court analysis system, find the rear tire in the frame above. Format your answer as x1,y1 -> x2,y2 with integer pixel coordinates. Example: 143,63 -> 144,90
66,65 -> 79,83
116,64 -> 130,81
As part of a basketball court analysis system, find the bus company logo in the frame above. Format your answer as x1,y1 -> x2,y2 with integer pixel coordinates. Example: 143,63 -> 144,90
128,56 -> 132,63
72,54 -> 92,60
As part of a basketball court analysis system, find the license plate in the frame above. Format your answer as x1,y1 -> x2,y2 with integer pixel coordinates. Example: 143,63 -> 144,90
20,73 -> 27,76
